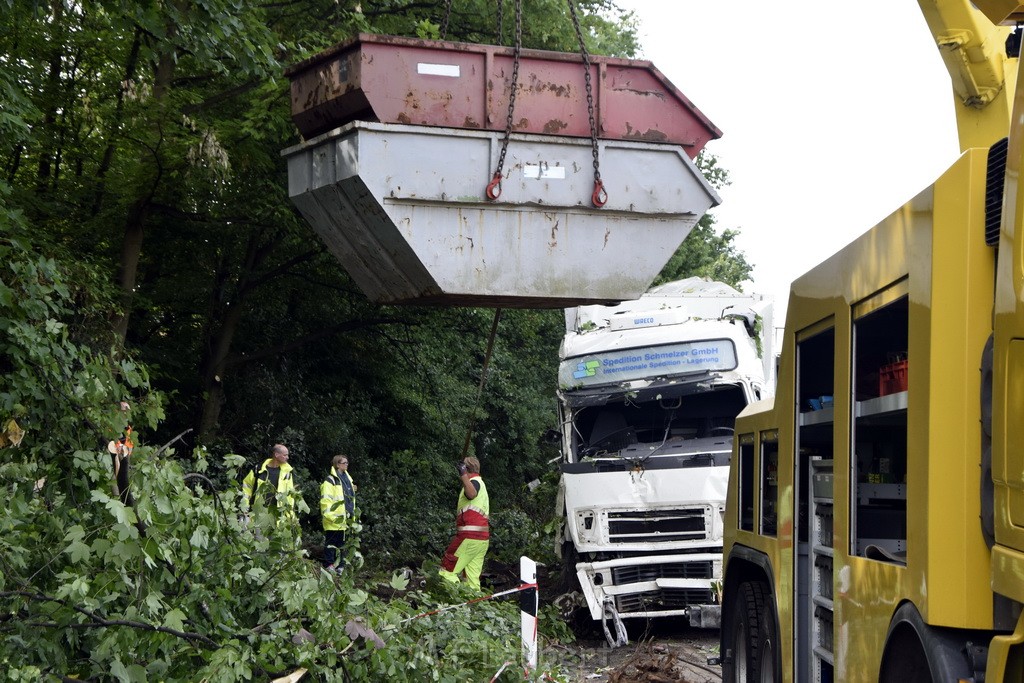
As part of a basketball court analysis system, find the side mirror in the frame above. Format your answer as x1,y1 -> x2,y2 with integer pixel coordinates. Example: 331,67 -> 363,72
544,428 -> 561,444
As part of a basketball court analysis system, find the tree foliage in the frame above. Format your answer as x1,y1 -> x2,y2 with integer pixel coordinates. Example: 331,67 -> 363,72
655,153 -> 753,288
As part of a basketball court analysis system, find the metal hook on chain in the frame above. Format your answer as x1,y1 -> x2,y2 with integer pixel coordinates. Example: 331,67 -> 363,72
486,172 -> 503,200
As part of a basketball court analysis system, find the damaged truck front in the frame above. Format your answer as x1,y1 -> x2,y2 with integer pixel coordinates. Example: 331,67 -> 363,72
555,278 -> 774,643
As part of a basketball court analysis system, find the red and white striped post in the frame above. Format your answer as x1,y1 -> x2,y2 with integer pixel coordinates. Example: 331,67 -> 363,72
520,555 -> 538,671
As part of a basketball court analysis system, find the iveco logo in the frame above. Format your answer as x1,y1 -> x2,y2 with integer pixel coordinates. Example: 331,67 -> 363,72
634,317 -> 655,325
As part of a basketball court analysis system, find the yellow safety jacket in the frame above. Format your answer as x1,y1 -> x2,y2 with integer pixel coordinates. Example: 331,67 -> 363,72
242,459 -> 296,518
455,475 -> 489,541
320,468 -> 356,531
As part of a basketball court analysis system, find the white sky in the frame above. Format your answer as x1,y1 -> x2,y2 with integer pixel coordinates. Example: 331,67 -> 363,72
615,1 -> 961,336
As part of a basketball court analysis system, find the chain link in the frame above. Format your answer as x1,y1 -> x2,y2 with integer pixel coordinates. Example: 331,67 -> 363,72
567,0 -> 606,206
486,0 -> 522,200
441,0 -> 453,40
496,0 -> 504,45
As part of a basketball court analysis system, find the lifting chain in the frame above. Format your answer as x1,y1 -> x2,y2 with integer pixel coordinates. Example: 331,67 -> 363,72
441,0 -> 453,40
485,0 -> 522,200
566,0 -> 607,207
496,0 -> 504,45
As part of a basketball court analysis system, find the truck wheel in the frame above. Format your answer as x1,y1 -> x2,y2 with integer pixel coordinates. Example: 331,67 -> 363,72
879,603 -> 973,682
723,580 -> 775,682
756,587 -> 780,682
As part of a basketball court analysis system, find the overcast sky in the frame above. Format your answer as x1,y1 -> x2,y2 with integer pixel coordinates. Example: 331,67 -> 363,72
614,1 -> 961,337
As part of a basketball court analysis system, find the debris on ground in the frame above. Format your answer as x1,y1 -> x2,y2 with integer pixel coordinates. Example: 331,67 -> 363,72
603,641 -> 721,683
545,633 -> 721,683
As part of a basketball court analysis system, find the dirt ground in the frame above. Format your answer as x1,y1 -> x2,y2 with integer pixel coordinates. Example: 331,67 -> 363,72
484,561 -> 723,682
543,625 -> 722,683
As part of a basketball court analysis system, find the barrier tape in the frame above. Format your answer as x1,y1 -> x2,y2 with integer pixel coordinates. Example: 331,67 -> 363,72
488,660 -> 513,682
396,582 -> 539,626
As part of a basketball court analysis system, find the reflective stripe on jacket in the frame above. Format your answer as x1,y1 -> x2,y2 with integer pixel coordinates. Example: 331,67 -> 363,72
321,468 -> 356,531
456,475 -> 489,540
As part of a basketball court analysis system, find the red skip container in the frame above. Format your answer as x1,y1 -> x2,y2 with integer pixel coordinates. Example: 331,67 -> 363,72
284,33 -> 722,155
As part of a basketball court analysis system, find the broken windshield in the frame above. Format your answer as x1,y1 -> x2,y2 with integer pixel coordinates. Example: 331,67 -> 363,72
569,383 -> 746,461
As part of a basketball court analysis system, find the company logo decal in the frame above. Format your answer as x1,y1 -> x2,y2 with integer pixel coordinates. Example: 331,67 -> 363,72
573,360 -> 600,379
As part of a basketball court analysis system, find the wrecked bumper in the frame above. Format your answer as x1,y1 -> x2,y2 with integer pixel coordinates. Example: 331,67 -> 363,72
576,552 -> 722,625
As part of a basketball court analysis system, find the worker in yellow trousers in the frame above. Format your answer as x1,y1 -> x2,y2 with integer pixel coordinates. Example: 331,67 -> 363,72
438,456 -> 489,591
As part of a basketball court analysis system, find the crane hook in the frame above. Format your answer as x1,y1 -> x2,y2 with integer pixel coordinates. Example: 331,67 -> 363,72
486,172 -> 503,200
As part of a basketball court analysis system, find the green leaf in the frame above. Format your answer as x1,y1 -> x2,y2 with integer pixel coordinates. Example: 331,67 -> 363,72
163,608 -> 186,632
110,659 -> 131,683
105,498 -> 138,526
114,523 -> 140,541
245,567 -> 267,583
390,571 -> 410,591
126,664 -> 147,683
154,493 -> 173,515
111,540 -> 141,559
65,540 -> 91,564
190,525 -> 209,549
145,592 -> 164,616
348,589 -> 368,607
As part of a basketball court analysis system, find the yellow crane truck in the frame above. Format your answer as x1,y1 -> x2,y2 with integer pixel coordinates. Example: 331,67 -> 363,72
719,0 -> 1024,680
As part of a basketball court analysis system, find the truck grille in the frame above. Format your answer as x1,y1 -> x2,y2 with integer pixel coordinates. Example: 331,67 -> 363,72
611,561 -> 714,584
611,562 -> 715,614
607,508 -> 708,543
616,588 -> 713,614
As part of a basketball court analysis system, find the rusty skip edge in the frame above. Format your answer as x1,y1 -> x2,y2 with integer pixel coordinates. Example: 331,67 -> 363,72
283,32 -> 723,140
380,292 -> 633,309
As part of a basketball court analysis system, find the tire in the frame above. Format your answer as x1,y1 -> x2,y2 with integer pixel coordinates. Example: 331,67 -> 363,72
879,603 -> 973,683
756,587 -> 780,683
723,580 -> 778,682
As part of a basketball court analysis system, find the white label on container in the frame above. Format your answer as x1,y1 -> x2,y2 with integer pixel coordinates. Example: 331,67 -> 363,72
524,164 -> 566,180
417,63 -> 460,77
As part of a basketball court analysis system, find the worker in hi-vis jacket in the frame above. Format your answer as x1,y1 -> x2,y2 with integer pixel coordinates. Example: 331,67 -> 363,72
438,456 -> 489,591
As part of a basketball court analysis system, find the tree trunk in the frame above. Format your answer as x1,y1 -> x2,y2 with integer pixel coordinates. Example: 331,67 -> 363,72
195,231 -> 269,442
35,0 -> 64,191
197,301 -> 246,443
112,40 -> 176,344
92,29 -> 142,215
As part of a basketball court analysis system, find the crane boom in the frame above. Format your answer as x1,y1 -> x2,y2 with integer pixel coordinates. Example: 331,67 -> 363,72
917,0 -> 1019,150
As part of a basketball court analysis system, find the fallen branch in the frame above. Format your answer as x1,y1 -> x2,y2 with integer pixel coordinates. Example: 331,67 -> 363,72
155,428 -> 193,457
3,590 -> 220,650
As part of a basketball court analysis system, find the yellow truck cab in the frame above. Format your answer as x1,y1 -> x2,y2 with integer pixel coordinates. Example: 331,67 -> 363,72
720,1 -> 1024,680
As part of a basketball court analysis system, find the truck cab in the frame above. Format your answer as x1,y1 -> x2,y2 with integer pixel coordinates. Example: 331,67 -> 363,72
556,277 -> 773,643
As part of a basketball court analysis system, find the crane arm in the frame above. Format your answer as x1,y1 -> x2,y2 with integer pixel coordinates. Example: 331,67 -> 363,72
917,0 -> 1020,151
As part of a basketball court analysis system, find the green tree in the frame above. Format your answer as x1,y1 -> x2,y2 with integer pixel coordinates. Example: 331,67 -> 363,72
1,209 -> 572,680
655,153 -> 754,287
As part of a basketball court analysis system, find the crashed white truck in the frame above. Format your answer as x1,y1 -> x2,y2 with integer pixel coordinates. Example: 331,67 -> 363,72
554,277 -> 774,643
